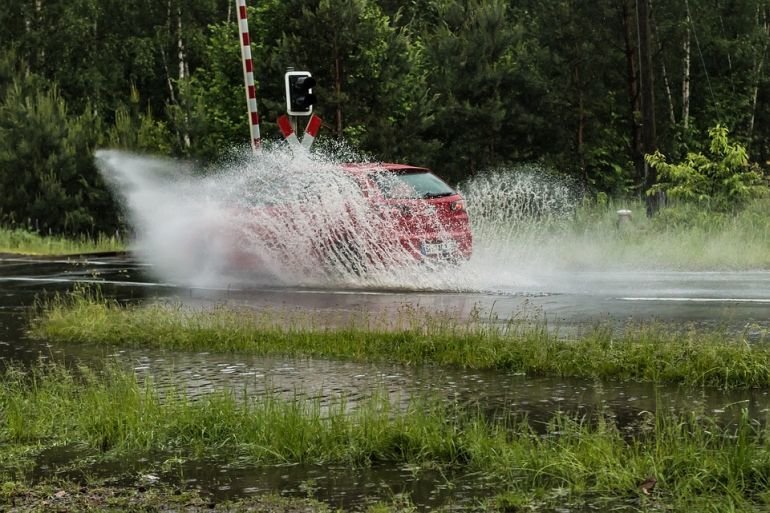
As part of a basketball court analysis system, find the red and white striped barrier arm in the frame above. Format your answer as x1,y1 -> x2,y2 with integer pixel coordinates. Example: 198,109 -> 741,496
236,0 -> 261,153
276,115 -> 301,148
300,114 -> 322,149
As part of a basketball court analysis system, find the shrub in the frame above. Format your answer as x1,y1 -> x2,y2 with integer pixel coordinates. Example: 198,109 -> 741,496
645,124 -> 768,213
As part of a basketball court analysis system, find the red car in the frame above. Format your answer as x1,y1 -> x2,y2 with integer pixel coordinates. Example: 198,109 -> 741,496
340,163 -> 472,262
223,162 -> 473,276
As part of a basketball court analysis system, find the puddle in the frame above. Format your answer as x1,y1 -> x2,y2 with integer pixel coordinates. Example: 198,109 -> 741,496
2,255 -> 770,510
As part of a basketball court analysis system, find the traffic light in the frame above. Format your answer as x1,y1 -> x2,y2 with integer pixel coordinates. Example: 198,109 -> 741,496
285,71 -> 316,116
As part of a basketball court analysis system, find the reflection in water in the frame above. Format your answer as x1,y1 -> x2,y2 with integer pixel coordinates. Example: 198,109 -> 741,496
31,445 -> 501,511
2,256 -> 770,510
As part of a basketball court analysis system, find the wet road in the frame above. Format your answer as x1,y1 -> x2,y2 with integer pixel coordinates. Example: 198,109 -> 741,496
1,254 -> 768,420
1,254 -> 767,332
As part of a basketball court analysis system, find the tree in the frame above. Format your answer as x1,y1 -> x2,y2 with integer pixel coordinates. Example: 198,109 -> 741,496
0,76 -> 118,234
645,124 -> 768,212
252,0 -> 437,165
170,22 -> 247,160
420,0 -> 549,181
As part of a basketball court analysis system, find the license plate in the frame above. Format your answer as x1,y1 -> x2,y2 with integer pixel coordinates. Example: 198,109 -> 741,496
421,240 -> 457,255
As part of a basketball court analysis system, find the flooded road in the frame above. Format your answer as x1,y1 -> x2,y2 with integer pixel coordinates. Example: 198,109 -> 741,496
2,254 -> 768,331
2,254 -> 770,419
1,254 -> 769,510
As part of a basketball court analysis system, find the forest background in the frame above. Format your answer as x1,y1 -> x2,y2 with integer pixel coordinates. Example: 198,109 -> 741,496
1,0 -> 769,236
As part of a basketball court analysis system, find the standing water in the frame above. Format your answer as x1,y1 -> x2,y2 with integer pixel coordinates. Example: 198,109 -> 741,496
1,146 -> 768,511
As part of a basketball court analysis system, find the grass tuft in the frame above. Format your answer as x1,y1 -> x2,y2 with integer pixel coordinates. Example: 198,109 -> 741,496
3,362 -> 770,511
0,227 -> 126,256
30,288 -> 770,389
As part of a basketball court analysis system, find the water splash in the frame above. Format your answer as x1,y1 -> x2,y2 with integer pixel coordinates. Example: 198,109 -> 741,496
95,146 -> 598,293
95,147 -> 470,290
459,165 -> 583,288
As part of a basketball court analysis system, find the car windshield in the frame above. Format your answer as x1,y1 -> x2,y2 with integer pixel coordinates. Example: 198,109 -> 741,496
373,171 -> 455,199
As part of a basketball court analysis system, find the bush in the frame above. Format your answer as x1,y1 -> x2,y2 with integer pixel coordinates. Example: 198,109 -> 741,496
645,124 -> 768,213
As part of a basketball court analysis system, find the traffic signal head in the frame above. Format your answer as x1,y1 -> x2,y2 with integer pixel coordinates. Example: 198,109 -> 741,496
285,71 -> 316,115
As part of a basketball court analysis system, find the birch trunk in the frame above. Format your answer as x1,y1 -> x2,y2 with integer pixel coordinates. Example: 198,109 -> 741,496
163,0 -> 176,105
749,7 -> 769,138
649,0 -> 676,125
682,19 -> 691,129
177,2 -> 190,148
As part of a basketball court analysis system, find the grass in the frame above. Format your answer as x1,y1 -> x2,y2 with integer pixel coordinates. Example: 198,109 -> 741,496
0,227 -> 126,256
470,196 -> 770,271
30,287 -> 770,389
2,362 -> 770,512
569,197 -> 770,270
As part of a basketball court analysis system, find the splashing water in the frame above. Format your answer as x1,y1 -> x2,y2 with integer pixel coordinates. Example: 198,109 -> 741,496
95,148 -> 598,292
95,147 -> 483,290
459,166 -> 584,289
95,147 -> 769,294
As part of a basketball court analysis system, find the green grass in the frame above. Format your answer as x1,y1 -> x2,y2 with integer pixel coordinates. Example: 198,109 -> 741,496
0,227 -> 126,255
569,197 -> 770,270
471,197 -> 770,271
2,362 -> 770,512
30,288 -> 770,389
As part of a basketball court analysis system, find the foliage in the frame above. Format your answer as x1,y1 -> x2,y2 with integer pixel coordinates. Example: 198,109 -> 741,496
2,0 -> 770,229
0,63 -> 173,235
173,22 -> 248,160
0,79 -> 115,234
107,87 -> 173,154
645,124 -> 769,211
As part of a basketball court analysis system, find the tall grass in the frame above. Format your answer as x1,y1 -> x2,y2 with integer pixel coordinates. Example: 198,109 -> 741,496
0,227 -> 126,255
473,196 -> 770,271
566,197 -> 770,270
31,288 -> 770,389
2,362 -> 770,511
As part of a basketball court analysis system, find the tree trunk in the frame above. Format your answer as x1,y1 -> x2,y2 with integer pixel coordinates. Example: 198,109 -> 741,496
717,1 -> 734,90
637,0 -> 658,214
177,4 -> 187,82
177,3 -> 190,148
335,51 -> 343,138
163,0 -> 176,105
749,6 -> 769,139
682,21 -> 691,129
622,0 -> 643,191
575,64 -> 586,178
35,0 -> 44,62
649,0 -> 675,125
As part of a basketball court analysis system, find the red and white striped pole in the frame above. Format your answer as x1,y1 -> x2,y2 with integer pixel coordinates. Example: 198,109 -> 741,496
276,115 -> 301,148
300,114 -> 322,150
236,0 -> 261,154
